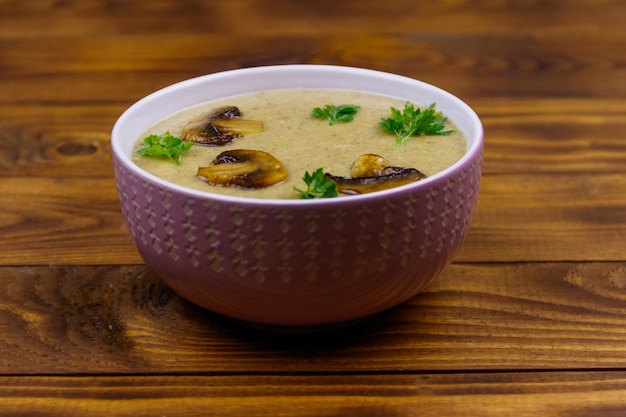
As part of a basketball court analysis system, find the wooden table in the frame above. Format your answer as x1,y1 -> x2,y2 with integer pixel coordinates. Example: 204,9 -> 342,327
1,1 -> 625,415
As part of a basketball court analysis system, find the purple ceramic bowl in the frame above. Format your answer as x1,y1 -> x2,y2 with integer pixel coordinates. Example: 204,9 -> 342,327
111,65 -> 483,331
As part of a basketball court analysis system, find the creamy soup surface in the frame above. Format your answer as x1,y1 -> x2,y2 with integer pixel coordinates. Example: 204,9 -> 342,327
133,89 -> 467,199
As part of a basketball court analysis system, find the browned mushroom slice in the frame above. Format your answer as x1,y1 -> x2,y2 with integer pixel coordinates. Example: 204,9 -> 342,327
326,167 -> 426,195
197,149 -> 288,189
182,106 -> 264,146
210,106 -> 242,119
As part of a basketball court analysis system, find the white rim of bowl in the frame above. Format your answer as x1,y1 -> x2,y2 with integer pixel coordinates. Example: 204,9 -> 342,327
112,64 -> 484,206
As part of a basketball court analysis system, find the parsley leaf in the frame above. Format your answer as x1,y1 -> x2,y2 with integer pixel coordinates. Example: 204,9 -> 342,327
136,132 -> 193,165
293,168 -> 339,199
311,104 -> 360,125
380,102 -> 453,146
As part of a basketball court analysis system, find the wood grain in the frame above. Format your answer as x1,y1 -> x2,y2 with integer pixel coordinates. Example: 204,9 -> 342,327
0,177 -> 135,265
2,2 -> 626,103
2,263 -> 625,374
479,98 -> 626,174
3,34 -> 626,102
3,0 -> 624,38
1,372 -> 626,417
0,105 -> 119,177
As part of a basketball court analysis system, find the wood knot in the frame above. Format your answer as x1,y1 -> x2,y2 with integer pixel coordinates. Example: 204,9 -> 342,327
131,270 -> 177,315
564,263 -> 626,302
54,140 -> 99,157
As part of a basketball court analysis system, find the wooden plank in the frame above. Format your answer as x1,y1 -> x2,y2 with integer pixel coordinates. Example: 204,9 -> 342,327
1,263 -> 625,374
4,31 -> 626,77
5,98 -> 626,177
2,35 -> 626,102
1,0 -> 624,38
1,172 -> 624,265
1,99 -> 625,177
0,105 -> 121,178
1,1 -> 625,102
458,172 -> 626,262
0,72 -> 186,106
478,98 -> 626,174
1,372 -> 626,417
0,177 -> 139,265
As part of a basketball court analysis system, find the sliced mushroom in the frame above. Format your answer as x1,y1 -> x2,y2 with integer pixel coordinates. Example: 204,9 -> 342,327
326,153 -> 427,195
182,106 -> 264,146
197,149 -> 288,189
326,168 -> 426,195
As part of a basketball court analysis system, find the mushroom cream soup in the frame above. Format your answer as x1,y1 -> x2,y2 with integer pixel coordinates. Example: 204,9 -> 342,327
132,89 -> 467,199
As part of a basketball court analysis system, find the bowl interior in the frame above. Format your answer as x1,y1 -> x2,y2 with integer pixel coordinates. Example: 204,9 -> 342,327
112,65 -> 483,197
112,65 -> 482,158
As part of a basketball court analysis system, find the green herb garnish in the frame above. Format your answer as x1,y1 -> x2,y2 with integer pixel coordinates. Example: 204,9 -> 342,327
293,168 -> 339,199
136,132 -> 193,165
380,102 -> 453,146
311,104 -> 360,125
